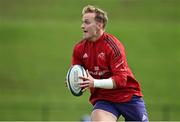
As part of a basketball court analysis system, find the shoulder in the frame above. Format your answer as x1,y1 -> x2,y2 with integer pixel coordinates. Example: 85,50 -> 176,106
74,39 -> 87,50
104,33 -> 123,45
104,33 -> 124,57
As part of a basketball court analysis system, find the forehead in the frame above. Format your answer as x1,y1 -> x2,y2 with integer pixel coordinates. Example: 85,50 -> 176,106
82,13 -> 96,20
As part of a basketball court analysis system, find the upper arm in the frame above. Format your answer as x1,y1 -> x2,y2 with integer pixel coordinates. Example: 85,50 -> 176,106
106,38 -> 128,87
71,45 -> 83,65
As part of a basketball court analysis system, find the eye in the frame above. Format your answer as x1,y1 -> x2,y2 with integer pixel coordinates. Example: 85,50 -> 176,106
83,20 -> 90,25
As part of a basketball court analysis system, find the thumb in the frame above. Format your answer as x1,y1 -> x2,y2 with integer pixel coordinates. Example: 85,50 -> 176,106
86,70 -> 90,77
82,87 -> 88,92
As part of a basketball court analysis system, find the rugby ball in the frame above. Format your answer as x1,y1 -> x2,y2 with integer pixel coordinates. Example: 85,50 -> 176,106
66,65 -> 87,96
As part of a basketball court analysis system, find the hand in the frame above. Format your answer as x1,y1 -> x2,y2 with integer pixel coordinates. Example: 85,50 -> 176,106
79,70 -> 94,90
65,80 -> 67,87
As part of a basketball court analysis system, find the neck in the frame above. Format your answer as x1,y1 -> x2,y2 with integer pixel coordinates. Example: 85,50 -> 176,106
91,30 -> 104,42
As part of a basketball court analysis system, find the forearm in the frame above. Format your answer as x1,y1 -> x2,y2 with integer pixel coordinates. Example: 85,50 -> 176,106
93,78 -> 116,89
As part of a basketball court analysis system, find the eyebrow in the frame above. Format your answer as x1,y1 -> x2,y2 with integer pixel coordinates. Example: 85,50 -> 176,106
82,18 -> 89,21
82,19 -> 89,22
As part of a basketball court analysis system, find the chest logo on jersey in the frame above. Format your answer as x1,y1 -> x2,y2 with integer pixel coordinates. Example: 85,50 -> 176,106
98,52 -> 105,60
83,53 -> 88,59
94,66 -> 99,71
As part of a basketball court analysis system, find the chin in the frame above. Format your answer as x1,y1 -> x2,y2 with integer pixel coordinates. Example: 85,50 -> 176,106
83,35 -> 90,40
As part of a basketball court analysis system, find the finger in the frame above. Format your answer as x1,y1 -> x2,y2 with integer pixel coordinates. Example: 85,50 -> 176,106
80,84 -> 89,88
82,87 -> 88,92
65,81 -> 67,87
79,76 -> 89,80
86,70 -> 90,77
82,89 -> 86,92
77,80 -> 89,85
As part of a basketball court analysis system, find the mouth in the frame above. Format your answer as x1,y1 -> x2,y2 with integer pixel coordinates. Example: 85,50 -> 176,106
83,30 -> 88,33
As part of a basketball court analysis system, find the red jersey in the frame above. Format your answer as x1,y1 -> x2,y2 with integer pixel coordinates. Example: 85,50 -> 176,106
72,32 -> 143,105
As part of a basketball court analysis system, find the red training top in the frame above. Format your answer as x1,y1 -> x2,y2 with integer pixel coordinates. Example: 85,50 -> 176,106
71,32 -> 143,105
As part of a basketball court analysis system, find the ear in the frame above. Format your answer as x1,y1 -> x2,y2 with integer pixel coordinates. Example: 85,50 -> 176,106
97,22 -> 103,29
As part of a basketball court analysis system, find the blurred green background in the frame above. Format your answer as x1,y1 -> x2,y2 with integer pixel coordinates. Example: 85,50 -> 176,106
0,0 -> 180,121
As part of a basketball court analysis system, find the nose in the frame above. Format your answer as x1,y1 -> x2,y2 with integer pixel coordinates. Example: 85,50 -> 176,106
81,23 -> 84,29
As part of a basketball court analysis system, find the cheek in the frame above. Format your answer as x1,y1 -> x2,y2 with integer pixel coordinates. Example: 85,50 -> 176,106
88,26 -> 97,33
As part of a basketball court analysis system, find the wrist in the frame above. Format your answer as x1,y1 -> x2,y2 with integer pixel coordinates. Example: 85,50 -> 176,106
94,78 -> 114,89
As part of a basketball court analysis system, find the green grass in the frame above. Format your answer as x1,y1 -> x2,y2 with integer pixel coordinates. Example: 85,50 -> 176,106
0,0 -> 180,121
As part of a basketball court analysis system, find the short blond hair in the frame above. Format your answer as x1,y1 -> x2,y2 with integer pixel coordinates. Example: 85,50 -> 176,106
82,5 -> 108,29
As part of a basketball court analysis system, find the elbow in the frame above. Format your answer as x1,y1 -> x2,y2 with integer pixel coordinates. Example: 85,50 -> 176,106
112,75 -> 127,88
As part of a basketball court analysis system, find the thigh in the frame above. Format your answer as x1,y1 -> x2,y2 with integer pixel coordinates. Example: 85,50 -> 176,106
91,109 -> 117,122
117,96 -> 149,121
92,101 -> 119,121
